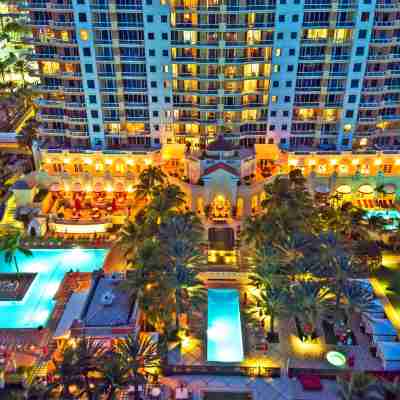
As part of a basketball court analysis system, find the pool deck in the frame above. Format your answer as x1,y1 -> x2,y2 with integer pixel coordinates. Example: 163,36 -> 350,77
161,375 -> 340,400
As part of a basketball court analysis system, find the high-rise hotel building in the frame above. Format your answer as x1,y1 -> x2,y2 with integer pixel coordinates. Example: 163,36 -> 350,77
25,0 -> 400,152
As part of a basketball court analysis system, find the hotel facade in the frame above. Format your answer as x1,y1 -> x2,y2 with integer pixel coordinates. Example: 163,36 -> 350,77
26,0 -> 400,152
17,0 -> 400,228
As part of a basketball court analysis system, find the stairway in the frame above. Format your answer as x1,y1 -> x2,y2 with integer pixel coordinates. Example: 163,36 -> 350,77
26,361 -> 48,385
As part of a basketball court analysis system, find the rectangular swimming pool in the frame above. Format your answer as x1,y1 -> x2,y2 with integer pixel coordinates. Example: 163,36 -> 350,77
365,209 -> 400,230
0,248 -> 107,329
207,288 -> 244,363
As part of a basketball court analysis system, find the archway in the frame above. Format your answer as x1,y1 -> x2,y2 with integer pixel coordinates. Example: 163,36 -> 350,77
211,194 -> 231,221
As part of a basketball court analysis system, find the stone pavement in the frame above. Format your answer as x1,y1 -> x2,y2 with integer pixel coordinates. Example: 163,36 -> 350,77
161,375 -> 340,400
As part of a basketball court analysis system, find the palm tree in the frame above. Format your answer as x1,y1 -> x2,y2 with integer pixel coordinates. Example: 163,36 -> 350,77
13,58 -> 31,86
117,220 -> 146,260
249,285 -> 287,340
116,334 -> 161,400
337,373 -> 383,400
249,246 -> 285,290
0,229 -> 32,274
96,352 -> 130,400
289,280 -> 330,338
158,212 -> 206,330
134,166 -> 167,201
147,184 -> 186,224
342,282 -> 375,328
49,338 -> 106,400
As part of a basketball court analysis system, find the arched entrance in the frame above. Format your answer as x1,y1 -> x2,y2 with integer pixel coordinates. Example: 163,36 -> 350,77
211,194 -> 231,221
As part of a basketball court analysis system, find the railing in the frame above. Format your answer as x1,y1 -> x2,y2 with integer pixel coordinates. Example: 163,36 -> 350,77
164,364 -> 281,378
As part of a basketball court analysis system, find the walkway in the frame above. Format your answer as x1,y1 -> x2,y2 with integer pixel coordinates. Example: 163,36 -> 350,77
161,375 -> 340,400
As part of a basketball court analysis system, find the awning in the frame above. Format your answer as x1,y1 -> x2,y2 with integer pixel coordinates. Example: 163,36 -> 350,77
383,184 -> 396,194
315,185 -> 330,194
336,185 -> 351,194
358,184 -> 374,194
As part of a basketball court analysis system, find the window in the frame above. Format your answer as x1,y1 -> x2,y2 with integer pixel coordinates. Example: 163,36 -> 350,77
284,95 -> 291,102
162,33 -> 168,40
151,81 -> 157,88
280,138 -> 287,144
146,0 -> 152,4
153,124 -> 159,131
270,111 -> 277,117
149,49 -> 155,56
277,32 -> 283,40
287,65 -> 294,72
85,64 -> 93,73
353,63 -> 361,72
270,125 -> 275,130
161,15 -> 168,23
165,96 -> 171,103
345,110 -> 354,118
286,81 -> 292,87
358,29 -> 367,39
150,65 -> 156,72
274,64 -> 280,72
83,47 -> 91,57
351,79 -> 359,88
289,48 -> 295,56
273,81 -> 279,87
275,48 -> 281,57
162,49 -> 169,56
148,32 -> 154,40
280,0 -> 286,3
152,96 -> 158,102
87,80 -> 95,89
292,14 -> 299,22
93,124 -> 100,132
77,0 -> 84,3
152,110 -> 159,117
283,110 -> 289,117
78,13 -> 87,23
342,138 -> 349,146
271,95 -> 278,103
147,15 -> 154,23
80,29 -> 89,41
356,47 -> 364,56
282,124 -> 287,130
91,110 -> 99,118
348,94 -> 356,103
291,32 -> 297,39
279,15 -> 285,22
89,95 -> 97,104
361,12 -> 369,22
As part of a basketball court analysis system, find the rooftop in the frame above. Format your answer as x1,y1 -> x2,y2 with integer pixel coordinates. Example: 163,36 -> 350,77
81,274 -> 136,327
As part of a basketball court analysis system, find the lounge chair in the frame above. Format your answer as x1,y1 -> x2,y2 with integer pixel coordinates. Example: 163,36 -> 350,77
298,375 -> 323,391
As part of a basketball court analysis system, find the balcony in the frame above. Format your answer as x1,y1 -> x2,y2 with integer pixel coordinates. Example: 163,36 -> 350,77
63,86 -> 84,93
65,102 -> 85,109
50,20 -> 75,28
47,2 -> 73,10
33,85 -> 62,93
21,1 -> 47,9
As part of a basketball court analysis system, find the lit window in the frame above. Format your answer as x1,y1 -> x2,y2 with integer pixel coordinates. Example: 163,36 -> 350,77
42,61 -> 60,74
60,31 -> 69,41
275,48 -> 281,57
80,29 -> 89,41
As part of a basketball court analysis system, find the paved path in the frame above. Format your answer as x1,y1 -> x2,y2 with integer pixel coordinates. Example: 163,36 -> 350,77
161,375 -> 340,400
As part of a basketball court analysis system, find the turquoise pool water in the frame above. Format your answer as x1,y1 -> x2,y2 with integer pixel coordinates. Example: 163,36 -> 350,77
207,288 -> 244,363
0,248 -> 107,329
365,209 -> 400,230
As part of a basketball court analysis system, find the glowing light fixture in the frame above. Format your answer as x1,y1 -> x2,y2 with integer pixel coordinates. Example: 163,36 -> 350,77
326,351 -> 346,367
